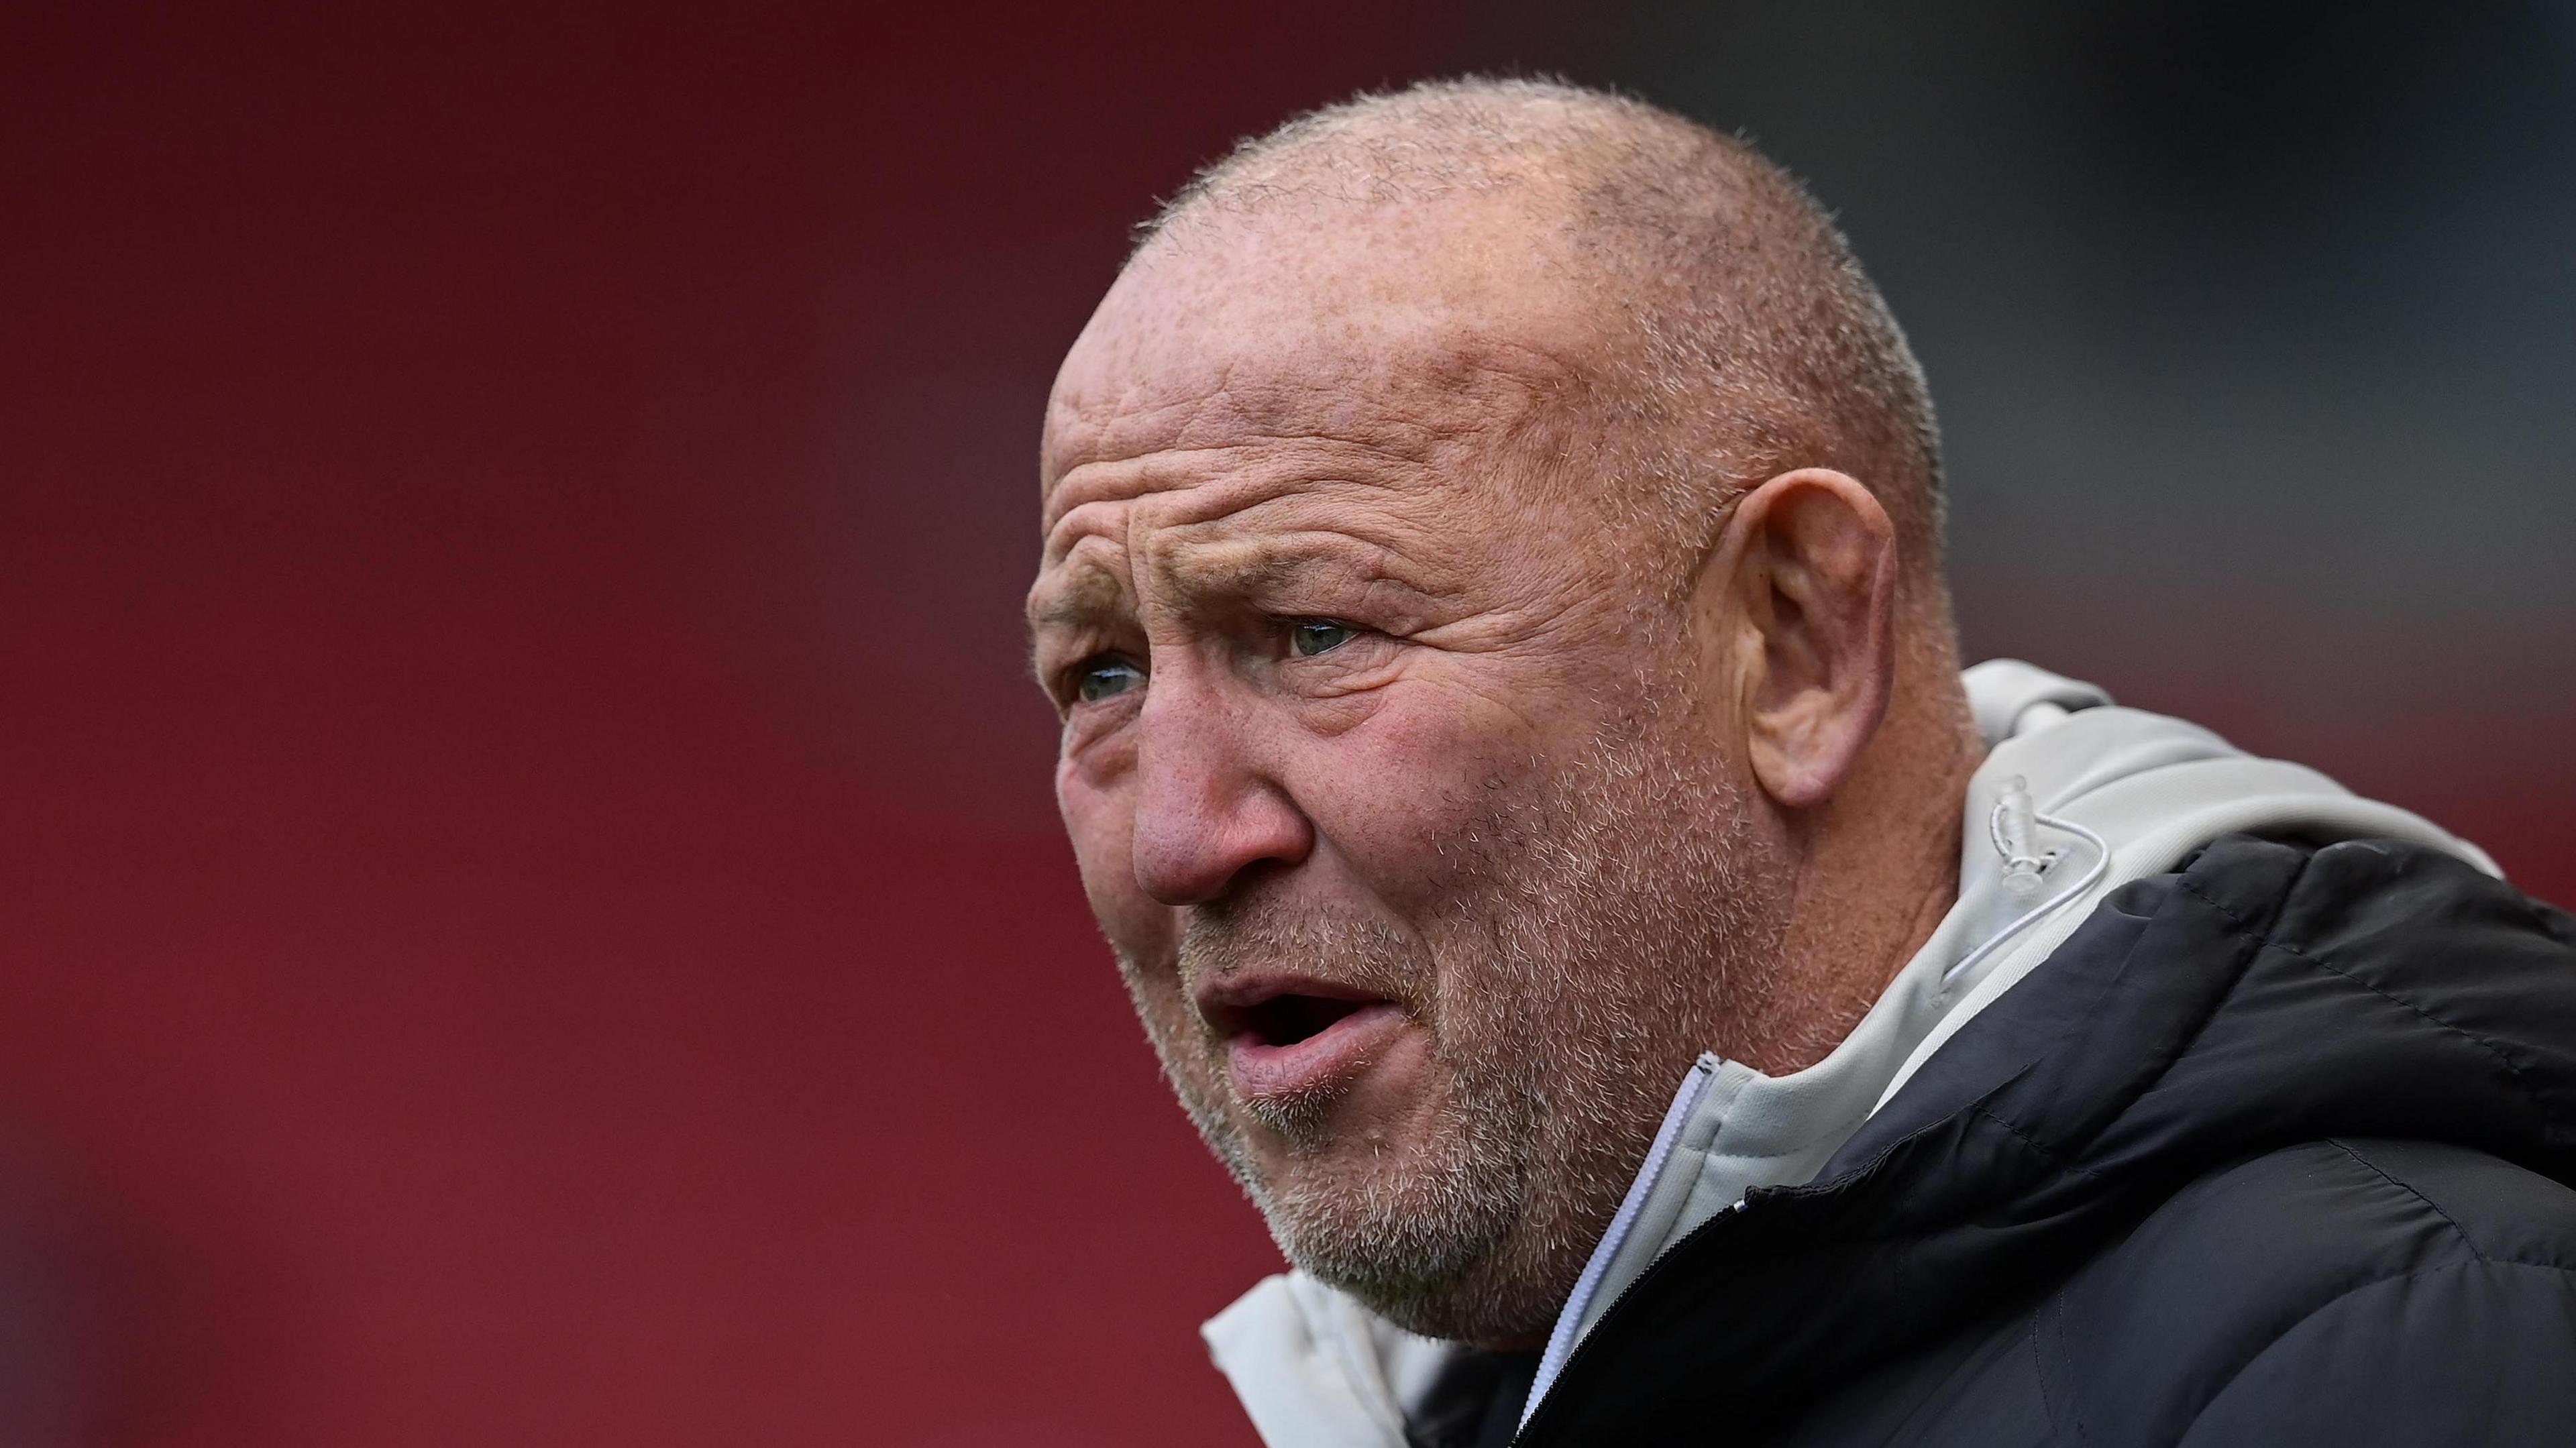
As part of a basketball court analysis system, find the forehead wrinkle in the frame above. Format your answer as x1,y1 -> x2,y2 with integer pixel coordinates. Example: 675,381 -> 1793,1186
1049,352 -> 1569,526
1142,455 -> 1473,572
1046,437 -> 1419,547
1044,453 -> 1205,539
1104,350 -> 1570,467
1044,321 -> 1589,516
1041,374 -> 1228,487
1058,411 -> 1447,496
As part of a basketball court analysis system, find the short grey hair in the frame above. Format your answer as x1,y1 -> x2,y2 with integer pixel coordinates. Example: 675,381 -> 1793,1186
1138,77 -> 1948,601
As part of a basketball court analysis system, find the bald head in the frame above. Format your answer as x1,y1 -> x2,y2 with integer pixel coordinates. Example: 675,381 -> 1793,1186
1128,78 -> 1947,600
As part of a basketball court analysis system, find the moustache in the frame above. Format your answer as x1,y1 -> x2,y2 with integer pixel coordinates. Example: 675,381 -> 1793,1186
1178,899 -> 1430,1021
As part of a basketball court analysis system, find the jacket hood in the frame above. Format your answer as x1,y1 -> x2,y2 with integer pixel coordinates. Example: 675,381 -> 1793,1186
1518,828 -> 2576,1444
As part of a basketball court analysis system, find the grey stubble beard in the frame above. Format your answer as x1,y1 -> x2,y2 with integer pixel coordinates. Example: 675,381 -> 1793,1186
1116,708 -> 1788,1345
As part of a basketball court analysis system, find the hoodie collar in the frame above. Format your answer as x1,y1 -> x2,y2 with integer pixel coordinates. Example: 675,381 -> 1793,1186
1519,662 -> 2498,1421
1519,823 -> 2564,1443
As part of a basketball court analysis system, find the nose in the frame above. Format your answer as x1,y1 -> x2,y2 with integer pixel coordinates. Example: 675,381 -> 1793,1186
1128,666 -> 1313,905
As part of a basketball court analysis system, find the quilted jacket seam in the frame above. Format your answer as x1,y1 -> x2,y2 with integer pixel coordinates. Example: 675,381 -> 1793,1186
2173,874 -> 2550,1126
2178,1258 -> 2576,1443
2320,1137 -> 2490,1265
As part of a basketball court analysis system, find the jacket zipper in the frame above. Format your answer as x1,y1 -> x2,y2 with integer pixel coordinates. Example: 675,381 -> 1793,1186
1511,1196 -> 1750,1445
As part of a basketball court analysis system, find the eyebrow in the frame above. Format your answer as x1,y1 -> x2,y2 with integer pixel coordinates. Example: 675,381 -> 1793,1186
1029,536 -> 1328,636
1030,530 -> 1442,653
1026,560 -> 1131,634
1149,536 -> 1309,600
1159,528 -> 1444,603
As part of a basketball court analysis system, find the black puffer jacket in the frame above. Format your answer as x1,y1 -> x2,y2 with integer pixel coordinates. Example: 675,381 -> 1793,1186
1515,834 -> 2576,1446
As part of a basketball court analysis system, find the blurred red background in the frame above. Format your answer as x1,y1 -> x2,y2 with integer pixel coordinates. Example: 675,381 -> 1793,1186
2,3 -> 2568,1444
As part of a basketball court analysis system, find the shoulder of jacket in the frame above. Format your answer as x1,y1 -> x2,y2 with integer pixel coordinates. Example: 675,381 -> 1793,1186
2129,1136 -> 2576,1282
2031,1137 -> 2576,1446
2173,832 -> 2546,937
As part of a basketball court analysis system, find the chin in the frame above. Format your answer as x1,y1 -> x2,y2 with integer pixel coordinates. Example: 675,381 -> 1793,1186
1302,1228 -> 1568,1348
1250,1150 -> 1572,1347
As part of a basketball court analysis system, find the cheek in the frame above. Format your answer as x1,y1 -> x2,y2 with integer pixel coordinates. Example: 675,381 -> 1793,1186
1057,754 -> 1175,966
1293,689 -> 1536,891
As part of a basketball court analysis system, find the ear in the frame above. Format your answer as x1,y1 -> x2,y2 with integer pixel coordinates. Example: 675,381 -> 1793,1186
1705,468 -> 1898,810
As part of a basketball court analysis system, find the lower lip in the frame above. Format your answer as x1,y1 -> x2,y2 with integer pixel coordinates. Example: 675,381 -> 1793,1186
1228,1001 -> 1408,1102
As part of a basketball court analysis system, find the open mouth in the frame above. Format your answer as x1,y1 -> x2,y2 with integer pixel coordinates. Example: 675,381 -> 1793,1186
1233,993 -> 1376,1048
1200,979 -> 1393,1047
1198,979 -> 1408,1101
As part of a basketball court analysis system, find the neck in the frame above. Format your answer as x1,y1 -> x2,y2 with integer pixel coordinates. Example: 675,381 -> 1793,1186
1739,662 -> 1983,1076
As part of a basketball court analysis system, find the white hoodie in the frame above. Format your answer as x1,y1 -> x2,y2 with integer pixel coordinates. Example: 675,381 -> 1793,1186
1199,661 -> 2500,1447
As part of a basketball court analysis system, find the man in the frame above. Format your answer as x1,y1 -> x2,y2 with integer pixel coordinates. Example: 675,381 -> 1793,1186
1026,78 -> 2576,1446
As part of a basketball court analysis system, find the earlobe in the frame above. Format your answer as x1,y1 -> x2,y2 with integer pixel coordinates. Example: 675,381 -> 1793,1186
1722,469 -> 1898,812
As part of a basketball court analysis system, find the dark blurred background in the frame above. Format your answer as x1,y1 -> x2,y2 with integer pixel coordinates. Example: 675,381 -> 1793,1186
1,2 -> 2569,1443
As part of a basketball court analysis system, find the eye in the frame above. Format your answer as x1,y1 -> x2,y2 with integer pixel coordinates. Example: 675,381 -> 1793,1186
1073,655 -> 1145,704
1289,619 -> 1357,657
